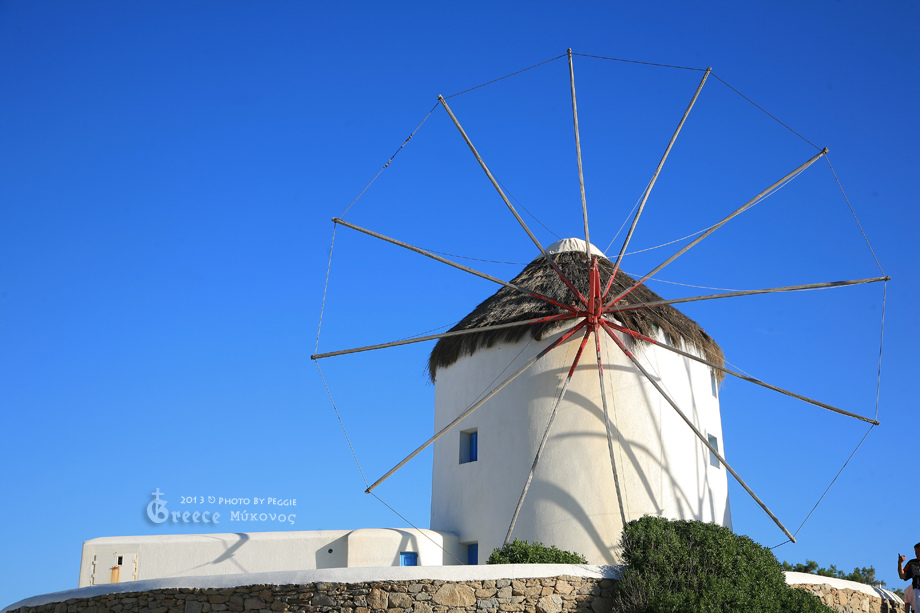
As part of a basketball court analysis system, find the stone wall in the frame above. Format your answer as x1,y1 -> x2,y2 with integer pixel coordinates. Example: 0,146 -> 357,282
790,583 -> 902,613
5,577 -> 903,613
5,577 -> 612,613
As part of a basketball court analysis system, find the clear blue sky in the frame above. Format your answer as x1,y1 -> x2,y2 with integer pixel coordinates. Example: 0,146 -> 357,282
1,1 -> 917,607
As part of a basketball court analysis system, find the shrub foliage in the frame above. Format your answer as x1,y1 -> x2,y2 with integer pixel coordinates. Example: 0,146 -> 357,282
783,559 -> 900,598
487,539 -> 588,565
782,559 -> 885,586
614,516 -> 834,613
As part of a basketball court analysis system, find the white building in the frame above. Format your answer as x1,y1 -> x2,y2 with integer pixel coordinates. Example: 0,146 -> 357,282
79,529 -> 462,587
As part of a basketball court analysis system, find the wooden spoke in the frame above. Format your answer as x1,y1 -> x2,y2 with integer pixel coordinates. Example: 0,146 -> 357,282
312,312 -> 576,361
333,217 -> 579,313
567,49 -> 591,264
607,276 -> 889,314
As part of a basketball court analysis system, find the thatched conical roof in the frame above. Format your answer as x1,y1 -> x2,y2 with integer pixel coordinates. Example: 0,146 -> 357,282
428,240 -> 723,381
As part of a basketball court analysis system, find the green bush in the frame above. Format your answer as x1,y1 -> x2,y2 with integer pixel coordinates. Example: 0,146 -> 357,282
613,516 -> 834,613
782,559 -> 886,586
487,538 -> 588,564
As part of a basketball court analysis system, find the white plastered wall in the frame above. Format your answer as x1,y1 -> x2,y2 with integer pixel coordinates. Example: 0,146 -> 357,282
79,529 -> 463,586
429,323 -> 729,565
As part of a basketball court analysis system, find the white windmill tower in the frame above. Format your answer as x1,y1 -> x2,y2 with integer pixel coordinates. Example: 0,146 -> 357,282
313,50 -> 886,566
427,237 -> 730,564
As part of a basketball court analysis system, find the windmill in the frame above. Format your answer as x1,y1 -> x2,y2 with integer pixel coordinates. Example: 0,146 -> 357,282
312,50 -> 887,564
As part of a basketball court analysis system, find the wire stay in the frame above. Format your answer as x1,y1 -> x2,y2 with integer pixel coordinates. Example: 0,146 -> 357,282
445,53 -> 567,99
339,102 -> 439,218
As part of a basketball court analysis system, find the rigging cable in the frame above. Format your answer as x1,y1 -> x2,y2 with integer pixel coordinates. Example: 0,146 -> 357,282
874,282 -> 887,423
339,101 -> 439,218
770,423 -> 876,551
572,53 -> 705,72
445,54 -> 567,99
314,223 -> 337,355
825,156 -> 885,276
628,275 -> 743,292
420,250 -> 526,266
316,361 -> 369,488
497,177 -> 563,241
710,74 -> 821,151
824,153 -> 887,422
393,319 -> 463,344
604,179 -> 653,255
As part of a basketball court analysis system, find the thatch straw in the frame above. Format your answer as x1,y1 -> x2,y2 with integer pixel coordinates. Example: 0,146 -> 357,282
428,249 -> 723,381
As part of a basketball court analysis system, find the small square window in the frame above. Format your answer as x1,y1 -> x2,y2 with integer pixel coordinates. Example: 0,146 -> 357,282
460,429 -> 478,464
707,434 -> 720,468
467,543 -> 479,565
400,552 -> 418,566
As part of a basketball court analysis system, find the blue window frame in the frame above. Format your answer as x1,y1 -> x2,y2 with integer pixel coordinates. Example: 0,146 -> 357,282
707,434 -> 720,468
460,429 -> 478,464
400,552 -> 418,566
467,543 -> 478,565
